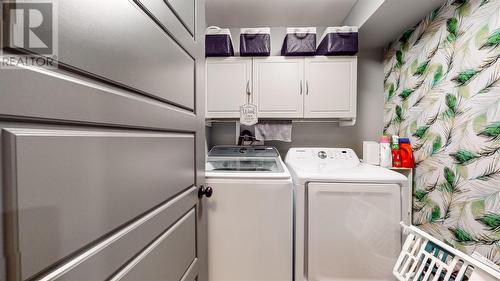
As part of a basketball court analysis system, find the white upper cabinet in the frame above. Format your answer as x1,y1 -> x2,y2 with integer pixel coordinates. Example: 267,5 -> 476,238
206,56 -> 357,121
253,57 -> 304,118
304,57 -> 357,119
206,58 -> 252,118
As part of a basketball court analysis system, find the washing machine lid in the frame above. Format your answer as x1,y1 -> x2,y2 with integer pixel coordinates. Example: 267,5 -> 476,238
285,147 -> 407,185
208,145 -> 280,157
207,157 -> 284,173
206,145 -> 290,179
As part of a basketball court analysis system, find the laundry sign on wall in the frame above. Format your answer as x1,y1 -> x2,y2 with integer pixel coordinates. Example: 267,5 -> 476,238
383,0 -> 500,266
240,89 -> 258,125
240,103 -> 258,125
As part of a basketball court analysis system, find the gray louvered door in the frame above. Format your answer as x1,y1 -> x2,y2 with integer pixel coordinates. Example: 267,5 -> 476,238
0,0 -> 207,280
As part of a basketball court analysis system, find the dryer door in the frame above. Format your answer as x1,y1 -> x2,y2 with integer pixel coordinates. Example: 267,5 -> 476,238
307,182 -> 401,281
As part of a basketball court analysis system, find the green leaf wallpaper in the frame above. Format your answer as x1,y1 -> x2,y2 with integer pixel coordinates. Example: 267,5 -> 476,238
383,0 -> 500,265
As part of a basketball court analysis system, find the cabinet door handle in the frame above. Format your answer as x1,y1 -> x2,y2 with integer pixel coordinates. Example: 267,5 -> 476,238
299,80 -> 303,95
246,80 -> 251,103
306,81 -> 309,95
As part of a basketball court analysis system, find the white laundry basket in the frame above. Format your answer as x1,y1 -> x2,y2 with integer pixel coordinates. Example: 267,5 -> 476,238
394,223 -> 500,281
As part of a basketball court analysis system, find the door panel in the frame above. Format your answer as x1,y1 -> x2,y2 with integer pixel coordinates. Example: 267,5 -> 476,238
1,0 -> 206,279
307,182 -> 401,281
137,0 -> 196,43
206,58 -> 252,118
0,67 -> 197,132
109,209 -> 197,281
304,57 -> 357,118
179,258 -> 199,281
253,57 -> 304,118
166,0 -> 196,36
3,128 -> 194,280
58,0 -> 195,110
50,188 -> 198,281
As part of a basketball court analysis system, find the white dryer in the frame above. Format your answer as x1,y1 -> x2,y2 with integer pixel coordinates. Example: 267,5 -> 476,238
285,148 -> 410,281
206,146 -> 293,281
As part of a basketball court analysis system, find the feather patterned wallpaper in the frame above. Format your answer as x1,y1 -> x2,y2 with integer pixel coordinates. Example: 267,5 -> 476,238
383,0 -> 500,265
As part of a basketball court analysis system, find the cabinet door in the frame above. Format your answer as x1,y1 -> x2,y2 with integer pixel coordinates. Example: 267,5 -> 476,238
206,58 -> 252,118
253,57 -> 304,118
304,57 -> 357,118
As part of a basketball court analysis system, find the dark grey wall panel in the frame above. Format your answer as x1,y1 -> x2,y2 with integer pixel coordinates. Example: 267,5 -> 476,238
110,209 -> 197,281
58,0 -> 195,109
2,128 -> 195,280
0,67 -> 197,132
47,188 -> 197,281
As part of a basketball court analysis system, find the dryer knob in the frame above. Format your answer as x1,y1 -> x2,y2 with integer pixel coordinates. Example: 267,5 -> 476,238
318,151 -> 327,159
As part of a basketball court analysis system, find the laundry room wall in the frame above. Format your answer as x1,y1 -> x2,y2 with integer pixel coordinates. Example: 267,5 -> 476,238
206,36 -> 386,157
383,0 -> 500,265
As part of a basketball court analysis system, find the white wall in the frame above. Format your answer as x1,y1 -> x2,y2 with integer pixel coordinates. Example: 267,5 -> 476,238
207,44 -> 385,158
206,0 -> 358,27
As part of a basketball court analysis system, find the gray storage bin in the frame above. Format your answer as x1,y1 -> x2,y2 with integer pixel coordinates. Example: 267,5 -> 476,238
281,27 -> 316,56
240,28 -> 271,56
205,26 -> 234,57
316,26 -> 358,56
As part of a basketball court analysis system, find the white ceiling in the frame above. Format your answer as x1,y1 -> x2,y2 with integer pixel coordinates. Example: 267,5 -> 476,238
205,0 -> 358,27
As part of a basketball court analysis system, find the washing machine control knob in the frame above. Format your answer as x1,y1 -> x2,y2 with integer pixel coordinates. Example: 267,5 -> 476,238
318,151 -> 327,159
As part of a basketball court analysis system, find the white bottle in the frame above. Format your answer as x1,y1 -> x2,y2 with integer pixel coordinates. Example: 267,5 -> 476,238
363,141 -> 380,165
379,136 -> 392,168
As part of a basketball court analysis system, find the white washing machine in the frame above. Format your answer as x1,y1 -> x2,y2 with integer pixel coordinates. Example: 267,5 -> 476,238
206,146 -> 293,281
285,148 -> 410,281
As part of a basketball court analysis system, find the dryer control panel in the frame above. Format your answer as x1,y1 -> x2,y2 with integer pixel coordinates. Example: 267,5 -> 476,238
285,148 -> 360,168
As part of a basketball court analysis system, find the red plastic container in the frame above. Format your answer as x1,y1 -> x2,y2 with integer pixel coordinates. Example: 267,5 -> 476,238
399,138 -> 414,168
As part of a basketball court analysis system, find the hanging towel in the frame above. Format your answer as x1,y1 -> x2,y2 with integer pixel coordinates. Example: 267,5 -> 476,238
254,121 -> 292,142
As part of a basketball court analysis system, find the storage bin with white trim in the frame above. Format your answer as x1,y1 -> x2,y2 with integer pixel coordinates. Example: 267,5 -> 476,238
281,27 -> 316,56
240,28 -> 271,56
316,26 -> 358,56
205,26 -> 234,57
